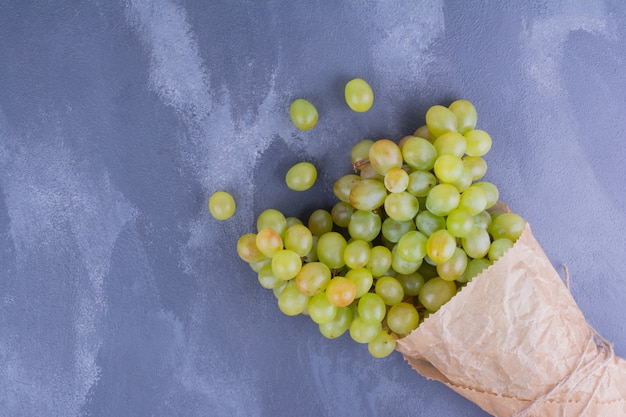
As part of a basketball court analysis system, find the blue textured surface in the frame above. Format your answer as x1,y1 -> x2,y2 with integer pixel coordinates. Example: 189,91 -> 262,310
1,1 -> 625,416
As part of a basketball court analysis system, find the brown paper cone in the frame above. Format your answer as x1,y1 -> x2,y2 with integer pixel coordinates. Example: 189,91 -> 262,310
396,223 -> 626,416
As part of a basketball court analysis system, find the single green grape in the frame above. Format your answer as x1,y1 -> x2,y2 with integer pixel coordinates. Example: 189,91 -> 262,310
425,105 -> 457,138
448,99 -> 477,134
308,292 -> 338,324
473,181 -> 499,209
391,244 -> 422,275
345,268 -> 374,298
402,136 -> 437,171
319,306 -> 353,339
473,210 -> 493,230
396,230 -> 428,263
344,239 -> 371,269
325,276 -> 356,307
285,161 -> 317,191
458,185 -> 488,215
418,277 -> 456,311
283,224 -> 313,257
381,218 -> 416,243
433,131 -> 466,157
426,229 -> 456,263
446,208 -> 474,238
208,191 -> 236,220
333,174 -> 361,202
368,139 -> 403,175
317,232 -> 347,269
349,179 -> 388,211
426,184 -> 461,216
489,213 -> 525,241
386,302 -> 419,336
415,210 -> 446,236
451,166 -> 473,193
407,170 -> 437,197
278,281 -> 310,316
433,154 -> 464,184
384,167 -> 410,193
350,139 -> 374,168
350,317 -> 382,343
255,228 -> 283,258
358,293 -> 387,323
257,209 -> 287,236
345,78 -> 374,112
464,129 -> 492,156
368,331 -> 396,358
331,201 -> 354,228
463,156 -> 487,181
348,209 -> 382,241
413,125 -> 435,143
395,272 -> 425,296
271,249 -> 302,281
437,247 -> 468,281
289,98 -> 318,130
384,192 -> 419,222
308,209 -> 333,236
375,276 -> 404,305
461,227 -> 491,259
295,262 -> 331,296
257,263 -> 282,289
488,238 -> 514,261
237,233 -> 266,263
367,246 -> 393,277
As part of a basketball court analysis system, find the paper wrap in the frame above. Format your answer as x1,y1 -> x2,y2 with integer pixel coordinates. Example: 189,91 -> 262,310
396,222 -> 626,416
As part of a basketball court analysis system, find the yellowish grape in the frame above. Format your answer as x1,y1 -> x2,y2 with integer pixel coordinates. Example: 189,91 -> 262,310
289,98 -> 318,130
285,161 -> 317,191
208,191 -> 236,220
345,78 -> 374,112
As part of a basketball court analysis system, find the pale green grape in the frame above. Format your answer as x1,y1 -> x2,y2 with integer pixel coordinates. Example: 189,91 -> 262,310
344,239 -> 371,269
407,170 -> 437,197
289,98 -> 318,130
382,218 -> 415,243
433,132 -> 466,157
357,293 -> 387,323
249,257 -> 271,273
208,191 -> 236,220
395,272 -> 425,296
369,139 -> 403,175
418,277 -> 457,311
459,185 -> 488,215
473,210 -> 492,230
489,209 -> 506,222
308,292 -> 338,324
237,233 -> 266,263
359,162 -> 384,180
426,229 -> 456,263
446,208 -> 474,238
463,156 -> 487,181
257,263 -> 282,289
349,179 -> 388,211
413,125 -> 435,143
396,230 -> 428,262
448,99 -> 477,134
283,224 -> 313,256
473,181 -> 499,209
345,78 -> 374,112
285,161 -> 317,191
317,232 -> 347,269
326,276 -> 356,307
368,331 -> 396,358
384,192 -> 419,222
462,227 -> 491,259
308,209 -> 333,236
319,306 -> 353,339
345,268 -> 374,298
384,167 -> 409,193
458,257 -> 492,283
386,302 -> 419,336
426,105 -> 457,137
331,201 -> 354,228
295,262 -> 331,296
255,228 -> 283,258
278,281 -> 310,316
375,276 -> 404,305
489,213 -> 525,241
257,208 -> 288,236
415,210 -> 446,236
348,209 -> 382,241
488,238 -> 514,261
334,174 -> 361,203
451,166 -> 473,193
437,247 -> 468,281
367,246 -> 393,277
426,184 -> 460,216
402,137 -> 437,170
391,245 -> 422,275
464,129 -> 492,156
433,154 -> 464,184
350,139 -> 374,168
271,249 -> 302,281
350,317 -> 382,344
286,217 -> 303,227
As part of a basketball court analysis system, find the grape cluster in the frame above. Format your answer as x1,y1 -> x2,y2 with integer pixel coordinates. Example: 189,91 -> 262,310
236,92 -> 525,358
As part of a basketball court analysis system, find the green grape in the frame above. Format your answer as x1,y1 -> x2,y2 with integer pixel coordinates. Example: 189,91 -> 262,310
489,213 -> 525,241
396,230 -> 428,263
461,227 -> 491,259
285,161 -> 317,191
345,78 -> 374,112
331,201 -> 354,228
458,257 -> 492,283
317,232 -> 347,269
255,228 -> 283,258
382,218 -> 415,243
446,208 -> 474,238
386,302 -> 419,336
326,276 -> 356,307
418,277 -> 457,311
473,210 -> 492,230
395,272 -> 425,296
334,174 -> 361,203
359,162 -> 384,180
375,276 -> 404,305
295,262 -> 331,296
413,125 -> 435,143
237,233 -> 266,263
368,331 -> 397,358
418,260 -> 439,280
283,224 -> 313,256
367,246 -> 393,277
344,239 -> 371,269
349,179 -> 388,211
308,292 -> 338,324
308,209 -> 333,237
208,191 -> 236,220
407,170 -> 437,197
437,247 -> 468,281
459,185 -> 488,216
257,209 -> 288,236
433,132 -> 466,157
433,154 -> 464,183
391,244 -> 422,275
303,235 -> 319,263
278,281 -> 310,316
348,209 -> 382,241
249,257 -> 271,273
398,135 -> 414,150
426,184 -> 460,216
289,98 -> 318,130
448,99 -> 477,134
351,139 -> 374,168
425,105 -> 457,138
402,137 -> 437,170
358,293 -> 387,323
345,268 -> 374,298
473,181 -> 499,209
415,210 -> 446,236
384,167 -> 409,193
368,139 -> 403,175
272,281 -> 288,299
488,238 -> 514,261
426,229 -> 456,263
271,249 -> 302,281
319,306 -> 353,339
463,156 -> 487,181
451,166 -> 473,193
350,317 -> 382,343
257,263 -> 283,289
464,129 -> 492,156
384,192 -> 419,222
490,209 -> 506,222
286,217 -> 303,227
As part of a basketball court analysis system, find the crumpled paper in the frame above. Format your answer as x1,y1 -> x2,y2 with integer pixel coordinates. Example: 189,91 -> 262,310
396,222 -> 626,416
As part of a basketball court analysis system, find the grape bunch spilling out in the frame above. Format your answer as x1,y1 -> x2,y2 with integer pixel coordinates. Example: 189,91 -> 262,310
230,82 -> 525,358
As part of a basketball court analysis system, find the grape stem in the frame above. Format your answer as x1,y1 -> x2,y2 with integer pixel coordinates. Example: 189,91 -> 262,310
353,158 -> 370,172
